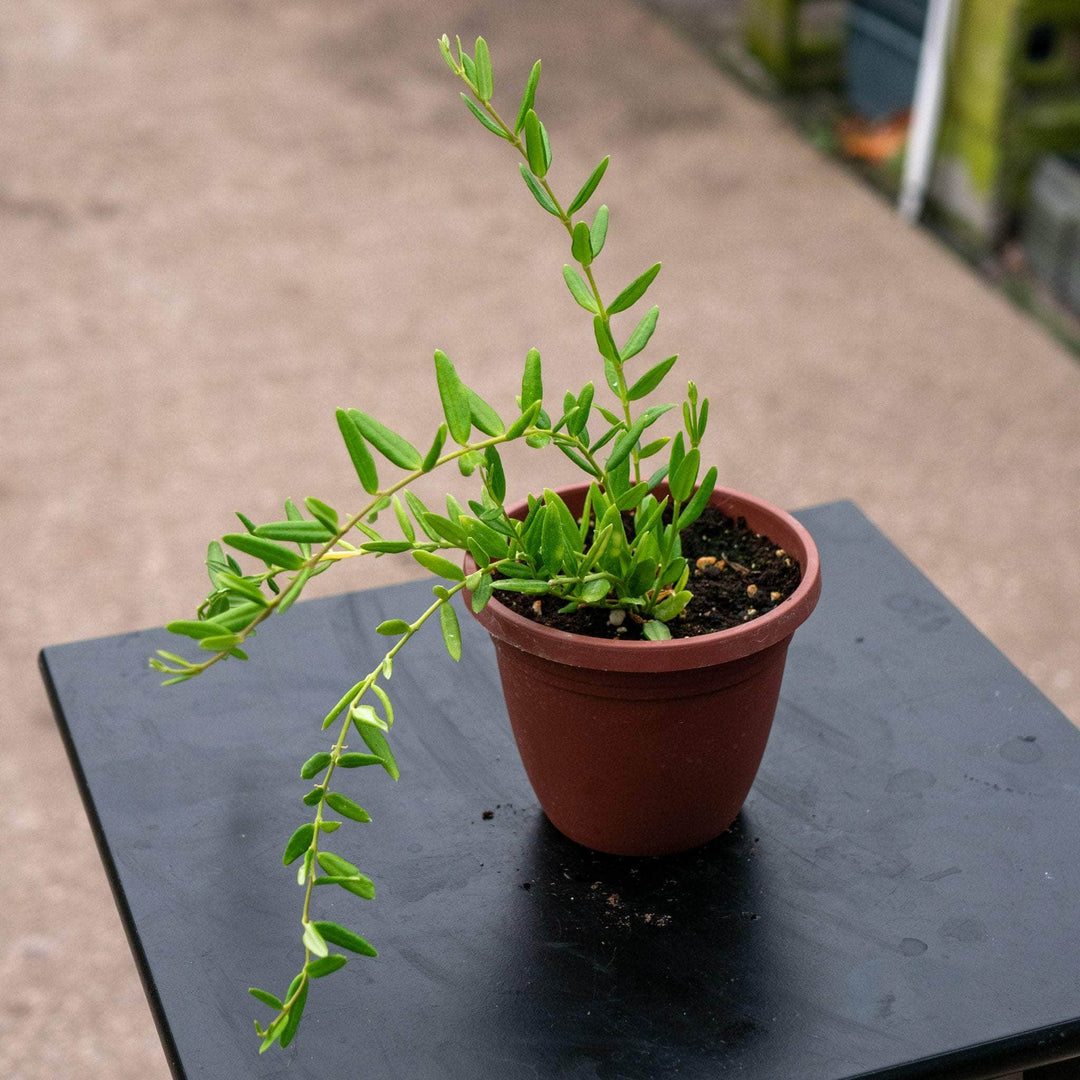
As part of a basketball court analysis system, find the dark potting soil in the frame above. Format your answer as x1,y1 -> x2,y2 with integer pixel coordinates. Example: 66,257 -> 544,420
494,504 -> 802,641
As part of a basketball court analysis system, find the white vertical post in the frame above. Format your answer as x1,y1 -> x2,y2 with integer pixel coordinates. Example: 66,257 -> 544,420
899,0 -> 961,224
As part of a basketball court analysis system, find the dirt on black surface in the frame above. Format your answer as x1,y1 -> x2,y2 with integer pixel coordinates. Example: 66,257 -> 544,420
494,504 -> 802,640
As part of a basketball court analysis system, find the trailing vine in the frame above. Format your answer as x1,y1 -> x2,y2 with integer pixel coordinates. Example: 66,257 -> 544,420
154,32 -> 714,1052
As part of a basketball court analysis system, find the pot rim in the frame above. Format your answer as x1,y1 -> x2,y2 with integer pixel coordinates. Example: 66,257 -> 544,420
466,483 -> 821,673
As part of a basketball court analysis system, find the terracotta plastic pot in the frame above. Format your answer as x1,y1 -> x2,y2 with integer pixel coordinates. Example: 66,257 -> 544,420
467,483 -> 821,856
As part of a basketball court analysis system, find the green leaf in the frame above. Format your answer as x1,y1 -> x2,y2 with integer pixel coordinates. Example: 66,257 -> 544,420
584,518 -> 615,566
422,423 -> 448,471
206,540 -> 227,586
258,1019 -> 285,1054
590,204 -> 609,257
467,388 -> 504,436
497,558 -> 539,578
567,156 -> 610,215
458,450 -> 482,477
470,573 -> 494,612
248,988 -> 283,1010
473,36 -> 493,101
166,618 -> 233,641
316,851 -> 361,879
540,496 -> 567,573
621,305 -> 660,361
325,792 -> 372,822
506,399 -> 542,440
643,619 -> 672,641
608,263 -> 661,314
355,723 -> 400,780
519,164 -> 558,215
438,33 -> 456,72
352,703 -> 388,733
282,824 -> 314,866
521,347 -> 543,411
568,382 -> 594,436
440,602 -> 463,661
347,411 -> 423,470
253,520 -> 333,543
493,579 -> 551,594
314,870 -> 376,900
557,441 -> 600,477
303,920 -> 329,958
660,555 -> 688,588
300,752 -> 332,780
653,589 -> 692,622
404,491 -> 440,542
279,566 -> 314,615
514,59 -> 541,133
670,447 -> 701,503
305,497 -> 339,531
313,920 -> 379,957
592,316 -> 620,364
222,533 -> 306,570
317,876 -> 378,900
197,631 -> 241,652
461,92 -> 509,138
433,351 -> 473,444
212,602 -> 264,631
638,436 -> 669,460
668,430 -> 686,483
425,510 -> 469,544
413,549 -> 466,581
307,954 -> 348,979
523,109 -> 548,177
562,265 -> 598,313
376,619 -> 412,636
390,496 -> 414,543
277,978 -> 308,1050
335,408 -> 379,494
459,44 -> 476,87
677,465 -> 717,530
580,577 -> 612,603
302,787 -> 324,807
628,556 -> 659,597
360,540 -> 413,555
548,487 -> 584,562
484,445 -> 506,502
626,354 -> 677,401
571,221 -> 593,267
605,415 -> 650,475
466,540 -> 489,570
337,752 -> 385,768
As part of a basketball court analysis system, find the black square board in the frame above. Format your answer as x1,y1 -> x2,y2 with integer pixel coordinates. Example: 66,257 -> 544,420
40,501 -> 1080,1079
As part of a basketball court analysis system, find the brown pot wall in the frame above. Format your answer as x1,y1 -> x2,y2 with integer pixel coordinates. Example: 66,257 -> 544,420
467,484 -> 821,856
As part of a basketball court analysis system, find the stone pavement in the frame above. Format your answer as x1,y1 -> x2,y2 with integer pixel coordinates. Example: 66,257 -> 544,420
2,1 -> 1076,1076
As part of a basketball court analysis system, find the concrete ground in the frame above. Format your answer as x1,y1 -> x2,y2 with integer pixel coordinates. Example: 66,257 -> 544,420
2,1 -> 1077,1077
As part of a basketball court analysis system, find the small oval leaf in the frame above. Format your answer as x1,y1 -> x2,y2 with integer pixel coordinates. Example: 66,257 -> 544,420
608,263 -> 661,315
282,823 -> 314,866
440,602 -> 462,661
567,156 -> 610,215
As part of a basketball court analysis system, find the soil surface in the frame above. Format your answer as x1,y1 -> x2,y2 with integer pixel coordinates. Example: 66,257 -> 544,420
495,505 -> 802,640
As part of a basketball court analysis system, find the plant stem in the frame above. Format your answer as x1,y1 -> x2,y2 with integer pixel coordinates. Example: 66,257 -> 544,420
457,68 -> 641,483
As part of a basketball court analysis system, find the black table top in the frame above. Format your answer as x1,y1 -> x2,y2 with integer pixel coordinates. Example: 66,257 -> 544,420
40,500 -> 1080,1080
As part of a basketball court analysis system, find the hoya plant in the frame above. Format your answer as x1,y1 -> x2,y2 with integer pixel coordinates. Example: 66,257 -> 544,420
152,34 -> 717,1052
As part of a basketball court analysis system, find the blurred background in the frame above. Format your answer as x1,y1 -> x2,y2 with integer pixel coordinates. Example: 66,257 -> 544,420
2,1 -> 1077,1077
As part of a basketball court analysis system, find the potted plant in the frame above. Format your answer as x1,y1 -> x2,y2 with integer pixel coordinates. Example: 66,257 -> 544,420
151,34 -> 821,1053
